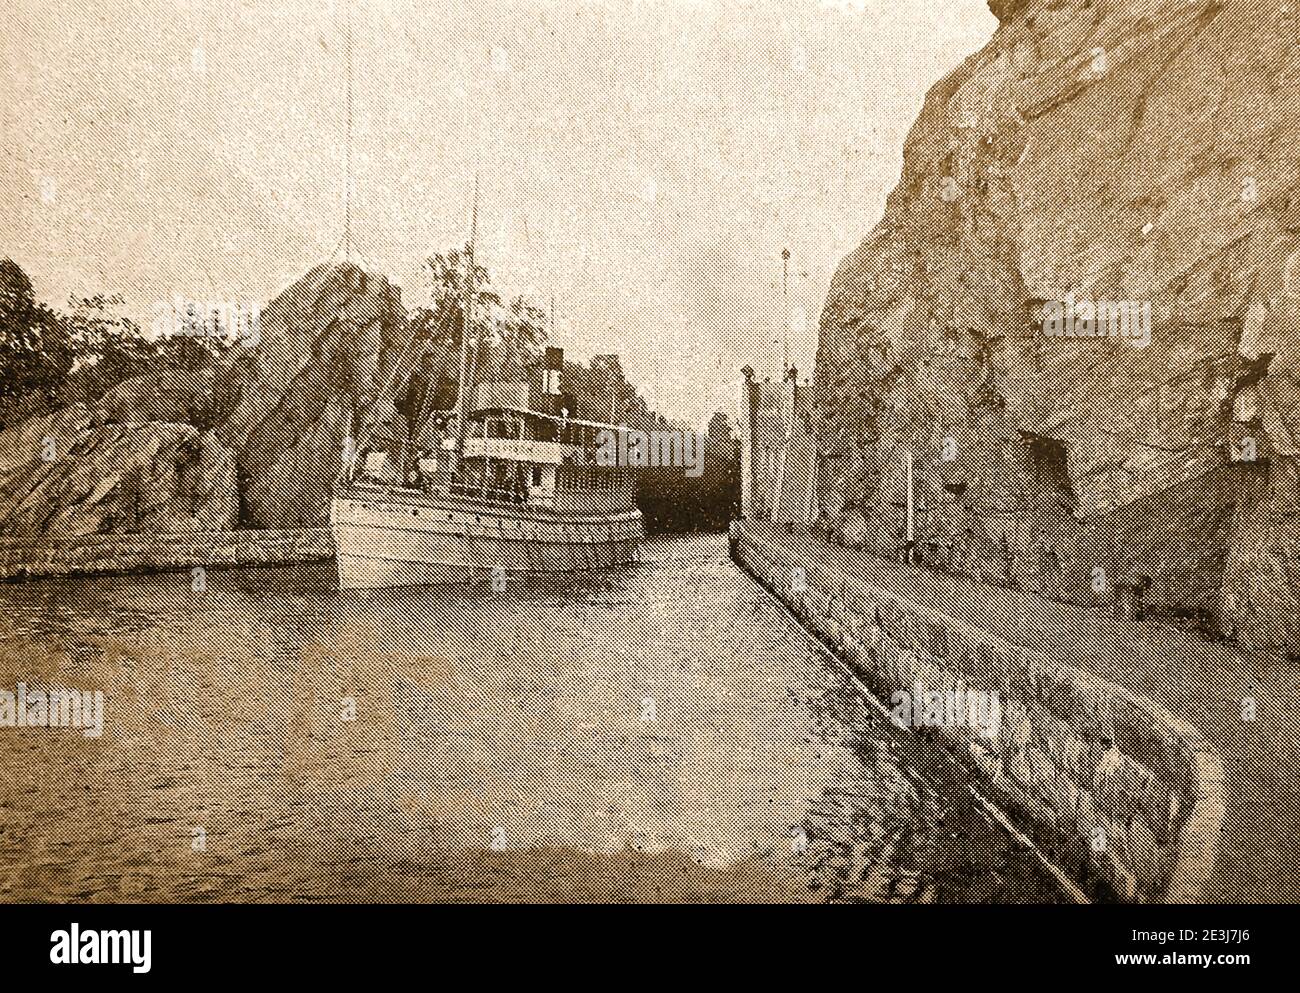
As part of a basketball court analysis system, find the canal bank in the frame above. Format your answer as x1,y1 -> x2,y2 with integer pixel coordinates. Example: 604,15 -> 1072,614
0,534 -> 1062,903
729,521 -> 1262,903
0,529 -> 334,582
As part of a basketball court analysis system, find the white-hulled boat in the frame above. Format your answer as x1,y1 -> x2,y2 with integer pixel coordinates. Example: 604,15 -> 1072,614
331,403 -> 644,590
330,184 -> 643,590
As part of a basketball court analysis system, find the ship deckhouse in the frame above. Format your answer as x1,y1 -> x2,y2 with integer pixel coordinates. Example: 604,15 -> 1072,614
456,406 -> 636,516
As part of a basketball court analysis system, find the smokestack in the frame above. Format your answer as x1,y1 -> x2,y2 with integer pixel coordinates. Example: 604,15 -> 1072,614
543,346 -> 564,396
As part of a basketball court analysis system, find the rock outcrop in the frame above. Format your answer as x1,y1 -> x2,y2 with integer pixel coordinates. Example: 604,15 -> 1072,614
0,405 -> 237,537
93,366 -> 231,431
815,0 -> 1300,652
0,262 -> 416,544
216,263 -> 412,528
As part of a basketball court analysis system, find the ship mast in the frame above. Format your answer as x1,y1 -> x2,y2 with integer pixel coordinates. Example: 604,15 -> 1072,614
781,247 -> 791,377
343,0 -> 354,262
338,0 -> 357,482
454,176 -> 480,450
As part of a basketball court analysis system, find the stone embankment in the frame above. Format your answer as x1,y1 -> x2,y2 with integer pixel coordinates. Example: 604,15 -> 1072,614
0,528 -> 333,581
732,520 -> 1232,903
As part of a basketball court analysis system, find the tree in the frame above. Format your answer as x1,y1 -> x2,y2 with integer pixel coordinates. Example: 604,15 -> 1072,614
60,292 -> 156,404
407,246 -> 502,411
415,246 -> 499,354
154,302 -> 236,372
0,258 -> 70,426
0,258 -> 34,317
409,247 -> 552,411
491,296 -> 548,375
1,258 -> 234,429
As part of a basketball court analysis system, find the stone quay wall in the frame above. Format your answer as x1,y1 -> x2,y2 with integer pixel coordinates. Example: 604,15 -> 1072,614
0,528 -> 334,581
731,520 -> 1225,903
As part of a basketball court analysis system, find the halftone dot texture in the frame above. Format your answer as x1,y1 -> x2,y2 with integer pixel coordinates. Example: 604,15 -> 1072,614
2,0 -> 1299,904
797,0 -> 1300,902
0,547 -> 1063,903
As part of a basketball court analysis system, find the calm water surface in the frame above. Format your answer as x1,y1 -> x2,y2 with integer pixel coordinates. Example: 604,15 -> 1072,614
0,534 -> 1060,902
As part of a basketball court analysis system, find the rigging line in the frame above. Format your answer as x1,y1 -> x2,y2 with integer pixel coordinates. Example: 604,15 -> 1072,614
455,176 -> 481,444
393,255 -> 471,447
339,231 -> 382,274
406,273 -> 461,445
326,230 -> 347,266
352,303 -> 444,459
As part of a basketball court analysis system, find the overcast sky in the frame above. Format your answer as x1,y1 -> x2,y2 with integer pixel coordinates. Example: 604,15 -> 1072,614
1,0 -> 996,426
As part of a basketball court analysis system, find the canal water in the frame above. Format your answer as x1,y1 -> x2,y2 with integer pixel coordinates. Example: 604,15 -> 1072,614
0,534 -> 1061,902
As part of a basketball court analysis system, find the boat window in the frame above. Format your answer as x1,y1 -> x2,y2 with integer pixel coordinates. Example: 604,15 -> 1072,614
486,417 -> 523,440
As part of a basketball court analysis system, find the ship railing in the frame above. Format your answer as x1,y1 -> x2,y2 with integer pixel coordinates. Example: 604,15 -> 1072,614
432,482 -> 636,516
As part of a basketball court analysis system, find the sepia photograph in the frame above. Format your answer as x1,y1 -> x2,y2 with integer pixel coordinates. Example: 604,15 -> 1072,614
0,0 -> 1287,974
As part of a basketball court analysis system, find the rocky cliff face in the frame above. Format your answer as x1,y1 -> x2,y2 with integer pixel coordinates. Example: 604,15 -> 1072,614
93,366 -> 231,431
0,405 -> 237,537
815,0 -> 1300,652
0,263 -> 413,539
217,262 -> 411,528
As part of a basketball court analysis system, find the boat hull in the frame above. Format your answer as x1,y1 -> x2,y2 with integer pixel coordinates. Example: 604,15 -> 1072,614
330,486 -> 644,590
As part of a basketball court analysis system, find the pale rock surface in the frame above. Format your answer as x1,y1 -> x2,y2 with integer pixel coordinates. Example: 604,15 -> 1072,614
815,0 -> 1300,651
0,405 -> 237,538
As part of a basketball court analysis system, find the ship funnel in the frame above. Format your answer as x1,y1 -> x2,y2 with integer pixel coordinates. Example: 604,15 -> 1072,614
543,346 -> 564,396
